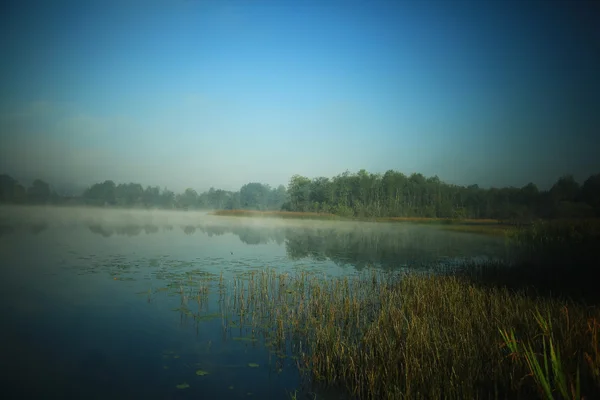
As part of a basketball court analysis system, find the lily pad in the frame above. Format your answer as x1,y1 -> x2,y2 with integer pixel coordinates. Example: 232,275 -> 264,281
176,382 -> 190,389
196,369 -> 209,376
233,337 -> 257,342
247,363 -> 259,368
194,314 -> 220,321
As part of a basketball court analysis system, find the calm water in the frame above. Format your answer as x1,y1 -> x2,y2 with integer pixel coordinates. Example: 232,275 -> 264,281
0,206 -> 506,399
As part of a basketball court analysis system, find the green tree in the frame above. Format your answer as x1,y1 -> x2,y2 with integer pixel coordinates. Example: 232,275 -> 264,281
143,186 -> 160,207
115,183 -> 144,206
176,188 -> 198,209
84,180 -> 116,206
27,179 -> 51,204
240,183 -> 271,210
550,174 -> 580,202
160,188 -> 175,209
0,174 -> 27,203
288,175 -> 311,212
581,173 -> 600,215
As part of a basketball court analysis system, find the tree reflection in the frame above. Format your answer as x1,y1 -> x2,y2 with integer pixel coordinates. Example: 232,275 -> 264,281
83,221 -> 505,271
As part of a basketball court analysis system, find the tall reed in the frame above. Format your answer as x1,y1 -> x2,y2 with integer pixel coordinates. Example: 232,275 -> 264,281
217,269 -> 600,399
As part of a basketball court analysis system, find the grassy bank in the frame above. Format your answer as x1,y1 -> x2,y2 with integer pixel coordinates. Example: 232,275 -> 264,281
212,210 -> 501,224
219,269 -> 600,399
211,209 -> 342,220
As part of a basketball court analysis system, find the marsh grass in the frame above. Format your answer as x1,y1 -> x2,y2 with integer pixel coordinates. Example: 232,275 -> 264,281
377,217 -> 501,225
213,268 -> 600,399
456,219 -> 600,303
151,218 -> 600,398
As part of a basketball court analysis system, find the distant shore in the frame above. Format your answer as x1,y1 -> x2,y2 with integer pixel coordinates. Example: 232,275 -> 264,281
210,209 -> 521,235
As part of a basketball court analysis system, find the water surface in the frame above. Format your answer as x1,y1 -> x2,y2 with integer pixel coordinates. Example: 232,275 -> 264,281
0,206 -> 506,399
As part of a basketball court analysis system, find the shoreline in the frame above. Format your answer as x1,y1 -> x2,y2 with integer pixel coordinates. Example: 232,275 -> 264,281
210,209 -> 519,235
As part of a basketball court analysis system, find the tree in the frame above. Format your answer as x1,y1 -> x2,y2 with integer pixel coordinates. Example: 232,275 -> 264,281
176,188 -> 198,209
309,177 -> 331,210
84,180 -> 116,205
115,183 -> 144,206
240,183 -> 270,210
143,186 -> 160,207
0,174 -> 26,203
160,188 -> 175,209
225,191 -> 241,210
27,179 -> 51,204
271,185 -> 288,210
550,174 -> 580,202
580,173 -> 600,215
288,175 -> 312,212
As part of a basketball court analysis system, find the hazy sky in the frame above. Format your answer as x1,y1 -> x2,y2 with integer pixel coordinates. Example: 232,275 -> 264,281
1,0 -> 599,192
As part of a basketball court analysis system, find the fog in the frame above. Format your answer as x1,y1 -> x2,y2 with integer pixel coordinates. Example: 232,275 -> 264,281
0,205 -> 404,234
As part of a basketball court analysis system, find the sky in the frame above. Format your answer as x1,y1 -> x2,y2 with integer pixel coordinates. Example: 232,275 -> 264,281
1,0 -> 599,193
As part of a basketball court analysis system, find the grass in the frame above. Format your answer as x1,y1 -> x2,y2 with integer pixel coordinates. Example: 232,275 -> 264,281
207,219 -> 600,399
455,219 -> 600,303
153,217 -> 600,398
376,217 -> 500,224
217,268 -> 600,399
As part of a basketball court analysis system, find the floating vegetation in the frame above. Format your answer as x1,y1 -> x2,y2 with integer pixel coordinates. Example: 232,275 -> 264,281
195,369 -> 209,376
175,382 -> 190,389
233,337 -> 258,343
247,363 -> 259,368
195,313 -> 220,322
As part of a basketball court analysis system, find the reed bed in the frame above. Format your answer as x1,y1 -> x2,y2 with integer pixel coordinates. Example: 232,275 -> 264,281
214,268 -> 600,399
456,219 -> 600,303
377,217 -> 501,225
163,219 -> 600,398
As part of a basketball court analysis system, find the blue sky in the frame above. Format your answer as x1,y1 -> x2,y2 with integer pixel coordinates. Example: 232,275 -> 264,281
1,0 -> 599,192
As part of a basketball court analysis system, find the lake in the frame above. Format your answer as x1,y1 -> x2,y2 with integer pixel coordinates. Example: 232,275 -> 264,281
0,206 -> 506,399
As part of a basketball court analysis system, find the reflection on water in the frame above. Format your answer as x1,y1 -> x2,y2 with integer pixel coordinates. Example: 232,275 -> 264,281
77,220 -> 505,271
0,207 -> 506,398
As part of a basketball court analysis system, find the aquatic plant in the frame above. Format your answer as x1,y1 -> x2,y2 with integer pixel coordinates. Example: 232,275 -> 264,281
214,268 -> 600,399
457,219 -> 600,303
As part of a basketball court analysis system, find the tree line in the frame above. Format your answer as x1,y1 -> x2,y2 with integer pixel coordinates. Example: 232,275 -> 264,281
0,174 -> 288,211
1,169 -> 599,220
284,170 -> 600,220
